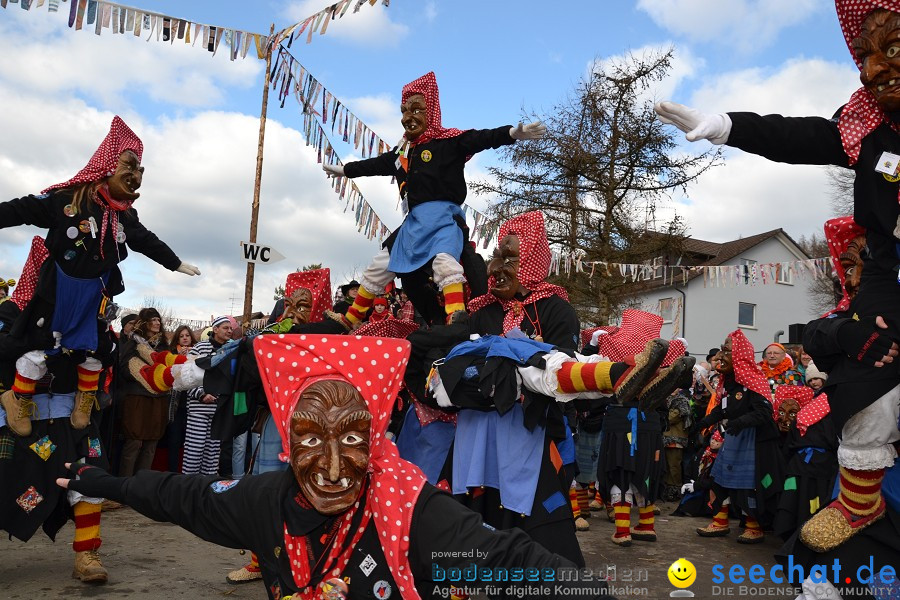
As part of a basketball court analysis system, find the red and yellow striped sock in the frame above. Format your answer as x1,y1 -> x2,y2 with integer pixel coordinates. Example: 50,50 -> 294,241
711,505 -> 729,529
12,373 -> 36,396
76,364 -> 101,393
614,502 -> 631,538
138,364 -> 174,394
837,466 -> 884,517
247,552 -> 260,572
72,501 -> 102,552
345,287 -> 376,327
569,487 -> 580,517
557,362 -> 614,394
744,516 -> 762,533
442,282 -> 465,316
151,351 -> 187,367
635,505 -> 655,532
575,486 -> 590,518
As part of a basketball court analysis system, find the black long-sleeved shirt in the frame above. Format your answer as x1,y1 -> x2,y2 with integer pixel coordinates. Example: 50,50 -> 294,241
80,468 -> 612,600
343,127 -> 514,211
0,190 -> 181,296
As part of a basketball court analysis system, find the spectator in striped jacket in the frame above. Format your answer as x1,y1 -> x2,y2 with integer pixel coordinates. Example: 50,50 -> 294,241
182,316 -> 231,475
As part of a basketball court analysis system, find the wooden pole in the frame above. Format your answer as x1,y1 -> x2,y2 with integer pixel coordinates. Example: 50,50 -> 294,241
242,24 -> 275,329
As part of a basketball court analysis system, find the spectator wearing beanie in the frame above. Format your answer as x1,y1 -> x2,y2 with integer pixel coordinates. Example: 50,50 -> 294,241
804,363 -> 827,391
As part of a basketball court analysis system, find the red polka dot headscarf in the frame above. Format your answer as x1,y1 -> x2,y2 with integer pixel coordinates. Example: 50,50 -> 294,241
254,334 -> 426,599
401,71 -> 467,146
823,216 -> 866,316
598,309 -> 663,361
467,211 -> 569,332
835,1 -> 900,164
579,325 -> 619,349
796,393 -> 832,436
285,268 -> 332,324
42,116 -> 143,194
772,384 -> 814,421
726,329 -> 773,402
10,236 -> 50,311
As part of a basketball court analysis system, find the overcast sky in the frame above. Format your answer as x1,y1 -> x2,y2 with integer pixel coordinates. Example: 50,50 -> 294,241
0,0 -> 859,322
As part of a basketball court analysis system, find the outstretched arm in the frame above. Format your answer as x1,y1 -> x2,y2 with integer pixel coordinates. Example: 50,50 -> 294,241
655,101 -> 848,166
57,463 -> 259,550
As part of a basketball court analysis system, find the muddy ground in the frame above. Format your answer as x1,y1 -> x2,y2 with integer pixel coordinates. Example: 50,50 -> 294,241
0,498 -> 796,599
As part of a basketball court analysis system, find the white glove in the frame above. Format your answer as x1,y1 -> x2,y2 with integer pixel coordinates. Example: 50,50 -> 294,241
509,121 -> 547,141
654,101 -> 732,144
681,481 -> 694,494
589,329 -> 609,346
176,262 -> 201,276
323,163 -> 345,177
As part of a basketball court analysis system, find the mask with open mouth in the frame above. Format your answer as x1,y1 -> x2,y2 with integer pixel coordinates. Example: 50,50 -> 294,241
487,234 -> 525,301
290,380 -> 371,515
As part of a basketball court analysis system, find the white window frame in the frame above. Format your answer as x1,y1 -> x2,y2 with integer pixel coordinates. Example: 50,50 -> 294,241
776,263 -> 793,285
740,258 -> 757,284
738,302 -> 756,329
659,297 -> 674,324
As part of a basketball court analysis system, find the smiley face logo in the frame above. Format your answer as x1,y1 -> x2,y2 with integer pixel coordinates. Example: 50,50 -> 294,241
668,558 -> 696,588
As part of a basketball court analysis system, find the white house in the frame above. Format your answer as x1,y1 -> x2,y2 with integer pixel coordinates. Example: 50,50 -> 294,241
622,229 -> 824,359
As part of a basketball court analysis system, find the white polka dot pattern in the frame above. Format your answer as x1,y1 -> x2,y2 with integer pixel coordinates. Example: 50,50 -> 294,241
10,236 -> 49,311
823,216 -> 866,316
467,211 -> 570,332
401,71 -> 466,145
284,268 -> 332,324
728,329 -> 773,401
796,393 -> 832,436
598,309 -> 663,362
772,384 -> 814,421
254,335 -> 425,599
42,116 -> 143,194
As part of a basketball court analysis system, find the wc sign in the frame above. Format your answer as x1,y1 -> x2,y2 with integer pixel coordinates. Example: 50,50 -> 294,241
240,241 -> 285,265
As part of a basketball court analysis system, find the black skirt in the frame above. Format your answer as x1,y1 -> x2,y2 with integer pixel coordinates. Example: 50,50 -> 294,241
597,403 -> 664,505
1,407 -> 108,543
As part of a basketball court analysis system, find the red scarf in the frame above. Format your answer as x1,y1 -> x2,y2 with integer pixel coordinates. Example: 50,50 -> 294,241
10,236 -> 49,311
759,357 -> 793,380
797,393 -> 832,436
823,216 -> 866,316
285,268 -> 332,324
467,211 -> 568,332
255,335 -> 426,600
726,330 -> 773,402
43,116 -> 143,193
400,71 -> 467,147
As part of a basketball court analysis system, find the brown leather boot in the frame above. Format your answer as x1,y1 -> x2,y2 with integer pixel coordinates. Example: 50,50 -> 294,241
70,390 -> 97,430
73,550 -> 108,584
1,389 -> 34,437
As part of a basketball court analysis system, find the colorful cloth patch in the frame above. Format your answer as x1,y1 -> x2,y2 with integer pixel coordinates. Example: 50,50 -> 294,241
88,437 -> 102,458
29,435 -> 57,461
761,473 -> 773,489
784,476 -> 797,491
810,496 -> 820,514
17,486 -> 43,513
542,490 -> 566,514
0,433 -> 14,460
210,479 -> 239,493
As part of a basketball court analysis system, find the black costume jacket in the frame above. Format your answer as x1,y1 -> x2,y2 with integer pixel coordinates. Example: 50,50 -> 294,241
696,377 -> 785,519
82,468 -> 611,600
343,127 -> 514,210
0,190 -> 181,350
727,112 -> 900,422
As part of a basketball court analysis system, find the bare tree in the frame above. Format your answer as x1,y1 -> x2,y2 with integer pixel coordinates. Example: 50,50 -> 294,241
472,48 -> 721,324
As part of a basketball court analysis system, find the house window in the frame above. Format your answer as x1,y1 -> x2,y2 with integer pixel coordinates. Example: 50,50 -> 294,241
740,258 -> 757,284
738,302 -> 756,328
659,297 -> 674,323
776,263 -> 793,285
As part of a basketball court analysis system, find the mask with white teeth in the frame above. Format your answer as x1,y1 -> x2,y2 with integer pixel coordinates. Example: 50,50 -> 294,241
289,379 -> 371,515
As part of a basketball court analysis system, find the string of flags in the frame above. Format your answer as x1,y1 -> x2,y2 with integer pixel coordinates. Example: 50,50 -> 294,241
1,0 -> 388,57
273,0 -> 390,48
271,44 -> 500,245
547,249 -> 833,287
